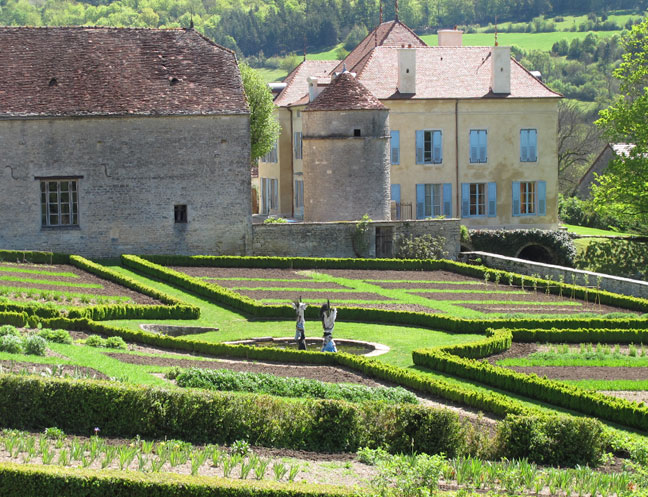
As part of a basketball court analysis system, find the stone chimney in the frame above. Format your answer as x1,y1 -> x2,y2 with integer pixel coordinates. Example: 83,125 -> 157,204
398,46 -> 416,94
307,76 -> 330,102
491,46 -> 511,94
438,29 -> 463,46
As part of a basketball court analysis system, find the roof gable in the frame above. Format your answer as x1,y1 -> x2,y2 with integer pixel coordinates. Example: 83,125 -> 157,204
274,59 -> 339,107
0,26 -> 248,118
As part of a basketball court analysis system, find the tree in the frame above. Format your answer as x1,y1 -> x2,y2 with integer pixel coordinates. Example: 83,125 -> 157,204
239,62 -> 281,164
593,19 -> 648,230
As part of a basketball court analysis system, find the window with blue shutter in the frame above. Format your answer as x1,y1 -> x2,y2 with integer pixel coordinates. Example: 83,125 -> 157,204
443,183 -> 452,217
512,180 -> 546,216
538,180 -> 546,216
461,183 -> 470,217
469,130 -> 487,163
294,132 -> 302,159
416,130 -> 442,164
512,181 -> 521,216
520,129 -> 537,162
416,184 -> 425,219
487,182 -> 497,217
390,131 -> 400,164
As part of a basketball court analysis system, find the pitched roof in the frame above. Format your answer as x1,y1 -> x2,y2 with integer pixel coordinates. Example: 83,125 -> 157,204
0,26 -> 248,118
355,46 -> 561,99
274,59 -> 339,107
305,72 -> 386,111
331,20 -> 426,75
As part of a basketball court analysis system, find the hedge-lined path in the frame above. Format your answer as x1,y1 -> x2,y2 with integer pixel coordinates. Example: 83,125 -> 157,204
0,262 -> 163,306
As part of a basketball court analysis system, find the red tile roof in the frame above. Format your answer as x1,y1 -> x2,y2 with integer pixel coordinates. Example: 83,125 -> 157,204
304,72 -> 386,111
274,59 -> 339,107
356,46 -> 561,99
0,26 -> 248,117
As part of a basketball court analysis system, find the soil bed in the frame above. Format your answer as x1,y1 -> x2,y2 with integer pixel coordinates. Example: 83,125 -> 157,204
237,289 -> 392,302
206,279 -> 351,290
0,359 -> 108,379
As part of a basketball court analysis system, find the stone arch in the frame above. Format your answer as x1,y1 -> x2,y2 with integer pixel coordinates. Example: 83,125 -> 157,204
516,243 -> 555,264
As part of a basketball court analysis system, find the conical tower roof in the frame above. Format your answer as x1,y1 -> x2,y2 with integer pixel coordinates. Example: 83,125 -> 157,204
305,71 -> 386,111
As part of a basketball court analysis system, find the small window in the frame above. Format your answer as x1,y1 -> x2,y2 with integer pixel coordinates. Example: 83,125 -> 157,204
174,204 -> 188,223
353,128 -> 361,137
40,179 -> 79,227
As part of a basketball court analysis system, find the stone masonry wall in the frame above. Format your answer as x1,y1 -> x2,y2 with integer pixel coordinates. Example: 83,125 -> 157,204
252,219 -> 460,258
0,115 -> 251,258
459,251 -> 648,299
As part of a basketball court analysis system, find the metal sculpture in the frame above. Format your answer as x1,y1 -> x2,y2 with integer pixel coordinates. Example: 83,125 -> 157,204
319,299 -> 337,353
291,297 -> 308,350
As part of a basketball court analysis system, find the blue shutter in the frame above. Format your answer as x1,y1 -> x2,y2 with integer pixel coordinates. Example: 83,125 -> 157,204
390,131 -> 400,164
487,182 -> 497,217
469,131 -> 478,163
537,180 -> 546,216
520,130 -> 528,162
416,184 -> 425,219
461,183 -> 470,217
415,131 -> 424,164
529,129 -> 537,162
480,131 -> 487,163
512,181 -> 521,216
391,184 -> 401,203
433,131 -> 442,163
443,183 -> 452,217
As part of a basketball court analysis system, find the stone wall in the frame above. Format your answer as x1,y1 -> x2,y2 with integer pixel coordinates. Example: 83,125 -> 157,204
0,114 -> 251,258
252,218 -> 460,258
459,251 -> 648,299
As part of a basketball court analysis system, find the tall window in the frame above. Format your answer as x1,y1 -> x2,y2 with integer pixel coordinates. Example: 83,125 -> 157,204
261,178 -> 279,214
520,129 -> 537,162
416,130 -> 442,164
461,182 -> 497,218
295,180 -> 304,209
512,180 -> 546,216
469,129 -> 487,163
293,132 -> 303,160
262,140 -> 278,163
469,183 -> 486,216
174,204 -> 188,223
416,183 -> 452,219
390,130 -> 400,164
40,179 -> 79,227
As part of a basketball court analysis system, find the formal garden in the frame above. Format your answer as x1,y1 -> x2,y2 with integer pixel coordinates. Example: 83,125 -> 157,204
0,249 -> 647,496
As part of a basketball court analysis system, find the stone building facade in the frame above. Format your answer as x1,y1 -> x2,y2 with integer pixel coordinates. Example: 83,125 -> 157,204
0,27 -> 251,258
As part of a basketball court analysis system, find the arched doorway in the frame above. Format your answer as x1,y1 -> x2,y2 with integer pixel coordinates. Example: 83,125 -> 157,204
516,244 -> 555,264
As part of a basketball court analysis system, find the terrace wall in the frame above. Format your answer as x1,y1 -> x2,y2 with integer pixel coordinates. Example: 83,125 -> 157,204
460,251 -> 648,299
251,218 -> 460,258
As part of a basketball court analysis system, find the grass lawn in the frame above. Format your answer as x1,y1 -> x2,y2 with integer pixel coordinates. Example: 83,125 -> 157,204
256,67 -> 288,83
561,224 -> 637,236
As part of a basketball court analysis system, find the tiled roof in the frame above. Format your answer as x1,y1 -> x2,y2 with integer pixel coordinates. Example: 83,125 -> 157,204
0,26 -> 248,117
331,20 -> 426,75
304,72 -> 386,111
355,46 -> 561,99
274,59 -> 339,107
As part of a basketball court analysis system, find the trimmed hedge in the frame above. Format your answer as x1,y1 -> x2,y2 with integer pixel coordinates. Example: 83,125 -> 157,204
511,327 -> 648,344
123,255 -> 648,331
412,347 -> 648,432
0,374 -> 465,456
0,312 -> 27,327
0,463 -> 352,497
0,250 -> 69,265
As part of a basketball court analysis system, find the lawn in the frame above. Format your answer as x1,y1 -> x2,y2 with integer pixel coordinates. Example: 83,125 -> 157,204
561,224 -> 637,236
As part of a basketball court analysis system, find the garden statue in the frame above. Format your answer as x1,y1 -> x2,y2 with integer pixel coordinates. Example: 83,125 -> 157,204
319,299 -> 337,353
291,297 -> 308,350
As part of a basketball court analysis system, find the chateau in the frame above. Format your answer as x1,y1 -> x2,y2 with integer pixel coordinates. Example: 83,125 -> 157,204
258,20 -> 562,229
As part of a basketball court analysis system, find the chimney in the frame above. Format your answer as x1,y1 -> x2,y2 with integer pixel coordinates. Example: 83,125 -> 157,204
398,46 -> 416,94
437,29 -> 463,46
491,46 -> 511,94
307,76 -> 329,102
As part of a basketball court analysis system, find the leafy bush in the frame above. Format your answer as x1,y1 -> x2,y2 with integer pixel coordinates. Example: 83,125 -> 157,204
0,335 -> 23,354
0,325 -> 19,337
37,328 -> 72,344
263,216 -> 287,224
395,234 -> 448,260
469,229 -> 576,267
497,414 -> 605,466
105,336 -> 128,349
174,367 -> 418,404
24,335 -> 47,356
85,335 -> 106,348
575,239 -> 648,281
559,195 -> 643,234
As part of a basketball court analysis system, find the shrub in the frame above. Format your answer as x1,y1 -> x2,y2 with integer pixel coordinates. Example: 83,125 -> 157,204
0,325 -> 19,337
575,239 -> 648,281
37,328 -> 72,344
24,335 -> 47,356
85,335 -> 106,348
105,336 -> 128,350
497,414 -> 605,466
0,335 -> 23,354
395,234 -> 448,260
263,216 -> 287,224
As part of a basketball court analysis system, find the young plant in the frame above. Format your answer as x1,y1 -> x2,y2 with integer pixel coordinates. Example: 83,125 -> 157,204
272,461 -> 288,481
254,458 -> 270,480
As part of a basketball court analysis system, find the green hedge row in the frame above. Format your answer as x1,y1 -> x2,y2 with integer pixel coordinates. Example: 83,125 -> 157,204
0,302 -> 60,319
123,255 -> 648,332
0,250 -> 69,265
0,312 -> 28,327
435,328 -> 512,359
68,255 -> 200,321
0,463 -> 352,497
0,374 -> 465,456
511,327 -> 648,344
412,347 -> 648,432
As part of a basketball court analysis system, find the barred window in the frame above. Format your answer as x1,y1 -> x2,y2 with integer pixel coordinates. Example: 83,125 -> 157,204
40,179 -> 79,227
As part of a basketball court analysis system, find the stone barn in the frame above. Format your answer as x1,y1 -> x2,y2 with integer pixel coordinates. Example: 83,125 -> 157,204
0,26 -> 251,258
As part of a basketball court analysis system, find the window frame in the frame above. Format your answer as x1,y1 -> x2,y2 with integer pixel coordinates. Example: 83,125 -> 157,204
39,177 -> 80,229
512,180 -> 546,217
390,130 -> 400,165
520,129 -> 538,162
416,130 -> 442,164
469,129 -> 488,164
261,140 -> 278,163
293,132 -> 303,160
294,179 -> 304,209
